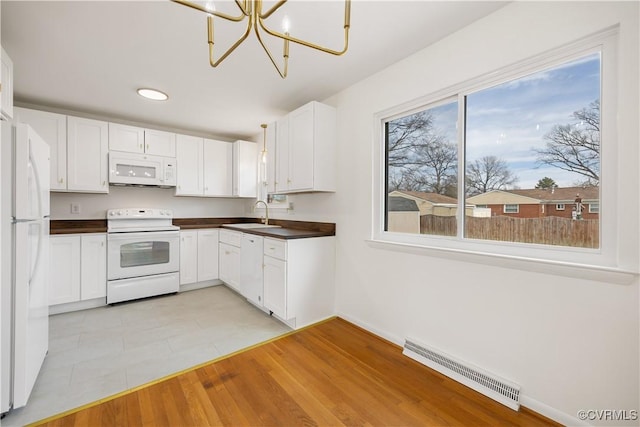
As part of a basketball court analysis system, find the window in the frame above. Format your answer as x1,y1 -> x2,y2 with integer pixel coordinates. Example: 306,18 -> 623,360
374,29 -> 620,272
503,204 -> 519,214
589,203 -> 599,213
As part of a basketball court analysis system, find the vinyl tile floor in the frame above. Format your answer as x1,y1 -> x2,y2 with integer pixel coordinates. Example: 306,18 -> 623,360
1,285 -> 291,427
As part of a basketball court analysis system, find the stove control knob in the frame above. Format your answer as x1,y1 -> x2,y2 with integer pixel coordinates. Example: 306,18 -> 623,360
117,210 -> 123,216
109,211 -> 115,217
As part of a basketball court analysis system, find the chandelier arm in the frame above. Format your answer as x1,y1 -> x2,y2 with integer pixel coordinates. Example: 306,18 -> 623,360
207,14 -> 253,68
258,18 -> 350,56
254,21 -> 288,79
234,0 -> 250,16
257,0 -> 350,56
258,0 -> 288,20
172,0 -> 248,22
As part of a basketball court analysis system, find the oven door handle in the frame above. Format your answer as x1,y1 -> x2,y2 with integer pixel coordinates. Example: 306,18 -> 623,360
107,231 -> 180,242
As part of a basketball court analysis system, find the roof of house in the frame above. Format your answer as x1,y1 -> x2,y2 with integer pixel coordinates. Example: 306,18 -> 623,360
388,197 -> 419,212
390,190 -> 458,205
507,186 -> 599,202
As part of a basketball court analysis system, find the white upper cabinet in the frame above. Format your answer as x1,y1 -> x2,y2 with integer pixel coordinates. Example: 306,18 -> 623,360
14,108 -> 67,191
108,123 -> 145,153
144,129 -> 176,157
264,121 -> 277,194
109,123 -> 176,157
233,140 -> 257,198
15,108 -> 108,193
272,101 -> 336,194
67,116 -> 109,193
1,46 -> 14,120
203,139 -> 233,197
176,135 -> 242,198
175,134 -> 204,196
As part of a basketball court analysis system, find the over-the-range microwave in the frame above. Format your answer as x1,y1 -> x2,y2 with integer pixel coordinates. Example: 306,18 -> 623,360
108,151 -> 176,188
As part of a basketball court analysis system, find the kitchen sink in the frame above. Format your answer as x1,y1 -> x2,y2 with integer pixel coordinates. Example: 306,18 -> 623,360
222,223 -> 282,229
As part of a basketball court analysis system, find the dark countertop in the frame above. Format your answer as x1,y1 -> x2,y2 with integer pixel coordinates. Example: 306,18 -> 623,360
50,220 -> 107,235
220,225 -> 334,240
50,218 -> 335,240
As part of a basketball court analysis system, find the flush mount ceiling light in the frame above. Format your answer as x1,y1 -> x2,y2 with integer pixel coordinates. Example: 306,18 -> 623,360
171,0 -> 351,79
137,88 -> 169,101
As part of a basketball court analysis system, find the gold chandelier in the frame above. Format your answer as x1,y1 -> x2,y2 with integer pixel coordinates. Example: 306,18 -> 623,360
172,0 -> 351,78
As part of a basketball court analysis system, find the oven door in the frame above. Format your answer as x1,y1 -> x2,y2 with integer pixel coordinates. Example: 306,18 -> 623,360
107,231 -> 179,280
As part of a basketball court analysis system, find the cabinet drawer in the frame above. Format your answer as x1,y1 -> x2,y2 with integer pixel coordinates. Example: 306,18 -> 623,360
264,238 -> 286,260
219,229 -> 242,247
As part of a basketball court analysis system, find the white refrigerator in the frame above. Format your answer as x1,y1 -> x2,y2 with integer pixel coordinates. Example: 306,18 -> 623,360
1,122 -> 50,414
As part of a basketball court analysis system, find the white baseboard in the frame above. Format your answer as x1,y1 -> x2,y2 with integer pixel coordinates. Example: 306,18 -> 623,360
520,395 -> 587,426
49,297 -> 106,315
335,311 -> 404,347
179,279 -> 223,293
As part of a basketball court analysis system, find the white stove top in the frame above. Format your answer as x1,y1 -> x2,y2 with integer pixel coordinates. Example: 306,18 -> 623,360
107,208 -> 179,233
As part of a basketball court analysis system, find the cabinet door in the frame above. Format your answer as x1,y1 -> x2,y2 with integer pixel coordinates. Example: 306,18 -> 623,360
233,140 -> 257,198
67,116 -> 109,193
203,139 -> 233,197
80,234 -> 106,300
275,116 -> 289,193
197,229 -> 219,281
49,235 -> 81,305
145,129 -> 176,157
240,234 -> 263,306
264,121 -> 277,194
288,102 -> 314,191
219,242 -> 241,291
263,255 -> 287,319
14,108 -> 67,191
1,47 -> 13,120
180,231 -> 198,285
175,134 -> 203,196
108,123 -> 144,153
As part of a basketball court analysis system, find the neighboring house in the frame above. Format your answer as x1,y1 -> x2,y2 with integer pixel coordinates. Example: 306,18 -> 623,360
387,196 -> 420,234
390,190 -> 489,217
466,187 -> 599,219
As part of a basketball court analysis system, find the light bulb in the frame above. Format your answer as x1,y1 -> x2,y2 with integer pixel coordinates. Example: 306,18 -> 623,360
282,15 -> 291,33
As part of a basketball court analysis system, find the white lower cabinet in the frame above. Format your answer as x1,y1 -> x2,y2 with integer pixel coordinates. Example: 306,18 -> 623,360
49,234 -> 106,307
263,236 -> 335,329
240,233 -> 263,307
179,230 -> 198,285
180,229 -> 219,286
218,230 -> 336,329
219,230 -> 241,291
197,229 -> 219,281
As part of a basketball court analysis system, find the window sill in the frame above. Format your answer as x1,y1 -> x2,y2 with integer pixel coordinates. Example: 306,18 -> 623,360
366,239 -> 638,285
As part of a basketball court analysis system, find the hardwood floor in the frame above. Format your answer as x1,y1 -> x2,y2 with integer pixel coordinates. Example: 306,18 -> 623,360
32,318 -> 559,426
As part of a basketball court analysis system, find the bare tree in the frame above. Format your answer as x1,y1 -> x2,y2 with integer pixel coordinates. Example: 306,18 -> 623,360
466,156 -> 518,195
534,100 -> 600,184
387,110 -> 457,195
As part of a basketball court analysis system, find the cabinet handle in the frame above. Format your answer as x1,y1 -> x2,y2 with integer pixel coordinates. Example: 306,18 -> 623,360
287,179 -> 292,183
146,144 -> 149,150
139,143 -> 143,149
102,181 -> 106,186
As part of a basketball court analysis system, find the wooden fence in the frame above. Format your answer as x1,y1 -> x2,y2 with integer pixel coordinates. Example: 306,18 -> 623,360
420,215 -> 599,248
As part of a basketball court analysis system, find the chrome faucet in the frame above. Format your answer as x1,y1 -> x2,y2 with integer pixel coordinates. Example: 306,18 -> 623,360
254,200 -> 269,225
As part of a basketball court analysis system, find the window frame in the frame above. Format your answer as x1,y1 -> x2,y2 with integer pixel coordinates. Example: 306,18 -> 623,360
589,203 -> 600,214
556,204 -> 566,211
371,27 -> 632,280
503,204 -> 519,214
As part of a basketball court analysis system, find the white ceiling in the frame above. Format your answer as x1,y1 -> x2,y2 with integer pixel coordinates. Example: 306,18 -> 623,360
1,1 -> 507,140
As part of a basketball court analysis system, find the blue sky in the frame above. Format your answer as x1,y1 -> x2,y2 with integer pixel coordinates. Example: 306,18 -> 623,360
427,52 -> 601,189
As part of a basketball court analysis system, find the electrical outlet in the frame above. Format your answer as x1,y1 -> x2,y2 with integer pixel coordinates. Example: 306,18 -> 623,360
70,203 -> 81,214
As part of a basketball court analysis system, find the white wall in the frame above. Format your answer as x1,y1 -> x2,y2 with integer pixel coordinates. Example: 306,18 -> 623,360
276,2 -> 640,425
50,187 -> 249,219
